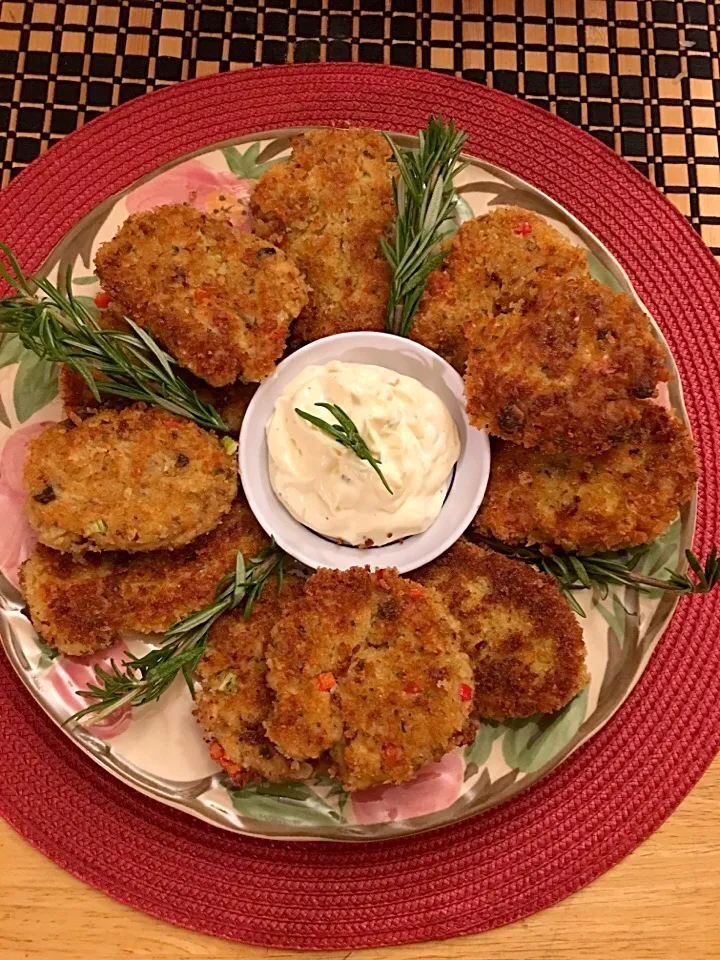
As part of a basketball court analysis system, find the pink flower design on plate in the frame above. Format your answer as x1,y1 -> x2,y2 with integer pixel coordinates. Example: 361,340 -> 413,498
0,421 -> 50,589
126,158 -> 252,230
351,750 -> 465,825
45,641 -> 132,740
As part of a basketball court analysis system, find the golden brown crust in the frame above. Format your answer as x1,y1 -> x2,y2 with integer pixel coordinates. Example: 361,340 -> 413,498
20,497 -> 268,656
464,274 -> 670,454
415,539 -> 588,719
265,566 -> 474,792
473,404 -> 698,554
194,575 -> 313,785
95,203 -> 307,386
24,404 -> 237,553
251,128 -> 394,343
412,208 -> 590,372
59,364 -> 257,436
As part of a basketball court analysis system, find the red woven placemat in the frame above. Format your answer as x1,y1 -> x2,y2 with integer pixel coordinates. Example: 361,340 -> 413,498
1,64 -> 720,951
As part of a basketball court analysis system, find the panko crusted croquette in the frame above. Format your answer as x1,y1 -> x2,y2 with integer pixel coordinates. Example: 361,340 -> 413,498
251,128 -> 394,344
19,498 -> 268,656
194,574 -> 315,786
95,204 -> 307,386
415,539 -> 588,719
474,404 -> 697,555
24,405 -> 237,553
265,567 -> 475,792
412,208 -> 590,372
464,274 -> 670,453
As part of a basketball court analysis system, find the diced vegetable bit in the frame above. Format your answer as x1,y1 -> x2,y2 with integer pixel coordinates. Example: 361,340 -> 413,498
404,683 -> 421,694
217,671 -> 238,694
382,743 -> 402,764
459,683 -> 472,701
221,436 -> 238,456
94,291 -> 111,309
515,221 -> 533,236
194,287 -> 211,303
316,671 -> 337,691
408,587 -> 425,599
86,519 -> 108,535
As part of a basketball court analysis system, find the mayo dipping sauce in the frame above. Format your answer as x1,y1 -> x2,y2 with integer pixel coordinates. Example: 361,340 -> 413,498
266,360 -> 461,546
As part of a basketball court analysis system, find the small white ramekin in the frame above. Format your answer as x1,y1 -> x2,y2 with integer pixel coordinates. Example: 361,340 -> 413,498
239,331 -> 490,574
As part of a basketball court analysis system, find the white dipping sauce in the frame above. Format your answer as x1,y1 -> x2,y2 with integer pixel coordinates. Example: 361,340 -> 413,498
266,360 -> 460,546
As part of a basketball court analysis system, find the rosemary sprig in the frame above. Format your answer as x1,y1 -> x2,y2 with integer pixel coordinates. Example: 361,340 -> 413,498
66,542 -> 284,727
476,535 -> 720,617
382,116 -> 468,337
295,401 -> 393,495
0,242 -> 227,432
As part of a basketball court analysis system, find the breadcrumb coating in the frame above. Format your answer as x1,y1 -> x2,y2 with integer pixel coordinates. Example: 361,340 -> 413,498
464,273 -> 670,453
194,574 -> 314,786
24,404 -> 237,553
20,497 -> 267,656
412,208 -> 589,372
473,404 -> 697,554
265,566 -> 474,791
251,128 -> 394,344
95,203 -> 307,386
415,539 -> 588,719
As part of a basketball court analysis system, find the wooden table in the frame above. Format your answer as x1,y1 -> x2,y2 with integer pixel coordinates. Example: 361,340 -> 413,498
2,755 -> 719,959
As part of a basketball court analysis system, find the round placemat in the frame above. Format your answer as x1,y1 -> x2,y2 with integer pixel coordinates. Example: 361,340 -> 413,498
1,64 -> 719,950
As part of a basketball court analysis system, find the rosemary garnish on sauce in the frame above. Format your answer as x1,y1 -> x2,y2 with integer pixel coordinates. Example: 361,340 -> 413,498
0,242 -> 227,432
66,543 -> 284,727
295,402 -> 393,494
382,116 -> 468,337
476,535 -> 720,617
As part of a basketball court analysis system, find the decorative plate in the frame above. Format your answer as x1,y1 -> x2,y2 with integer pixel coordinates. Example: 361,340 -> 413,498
0,129 -> 695,841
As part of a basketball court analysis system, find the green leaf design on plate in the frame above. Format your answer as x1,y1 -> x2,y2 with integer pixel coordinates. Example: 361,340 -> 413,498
595,592 -> 632,646
12,350 -> 58,422
72,275 -> 98,286
501,688 -> 589,774
222,143 -> 280,180
587,250 -> 624,293
0,333 -> 25,370
35,634 -> 60,671
229,781 -> 347,827
464,721 -> 503,768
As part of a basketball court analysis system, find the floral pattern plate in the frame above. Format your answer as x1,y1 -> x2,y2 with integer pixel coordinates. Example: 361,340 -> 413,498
0,129 -> 695,841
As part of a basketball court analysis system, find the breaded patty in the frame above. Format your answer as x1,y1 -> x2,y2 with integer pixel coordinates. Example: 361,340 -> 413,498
20,497 -> 267,656
473,404 -> 697,554
24,405 -> 237,553
194,574 -> 314,786
251,128 -> 394,344
265,567 -> 474,792
464,274 -> 670,453
59,364 -> 256,436
95,203 -> 307,386
415,539 -> 588,719
412,208 -> 589,372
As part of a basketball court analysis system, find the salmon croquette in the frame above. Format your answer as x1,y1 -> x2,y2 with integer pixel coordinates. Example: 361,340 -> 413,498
194,574 -> 315,786
464,274 -> 670,454
265,567 -> 474,792
251,128 -> 394,344
95,203 -> 307,386
473,404 -> 697,555
19,497 -> 267,656
415,539 -> 588,719
24,405 -> 237,553
412,208 -> 589,373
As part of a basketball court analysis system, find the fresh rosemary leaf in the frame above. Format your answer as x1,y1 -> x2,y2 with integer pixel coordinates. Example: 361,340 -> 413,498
383,116 -> 468,337
295,402 -> 394,495
66,542 -> 284,726
475,535 -> 720,617
0,243 -> 227,432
